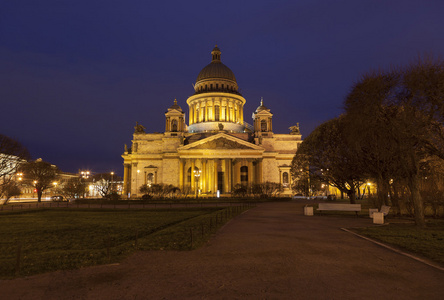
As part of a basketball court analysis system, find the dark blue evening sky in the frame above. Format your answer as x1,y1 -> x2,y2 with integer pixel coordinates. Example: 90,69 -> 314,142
1,0 -> 444,176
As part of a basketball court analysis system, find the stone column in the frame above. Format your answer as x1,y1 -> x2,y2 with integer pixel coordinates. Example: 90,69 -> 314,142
179,159 -> 184,190
224,159 -> 230,193
248,160 -> 253,185
123,164 -> 131,196
257,159 -> 263,184
191,159 -> 195,192
202,159 -> 207,193
240,105 -> 244,123
214,159 -> 219,193
208,160 -> 213,194
228,159 -> 233,192
189,105 -> 194,125
232,160 -> 239,187
209,99 -> 214,121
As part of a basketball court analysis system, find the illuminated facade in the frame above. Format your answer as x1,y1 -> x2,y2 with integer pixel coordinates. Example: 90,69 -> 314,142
122,46 -> 302,197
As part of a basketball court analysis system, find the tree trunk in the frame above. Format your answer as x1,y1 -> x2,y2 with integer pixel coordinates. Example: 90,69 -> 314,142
37,190 -> 43,202
408,174 -> 426,227
347,187 -> 356,204
390,183 -> 401,216
375,175 -> 386,209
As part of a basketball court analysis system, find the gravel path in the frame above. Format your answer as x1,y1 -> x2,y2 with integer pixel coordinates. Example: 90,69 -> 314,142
1,201 -> 443,299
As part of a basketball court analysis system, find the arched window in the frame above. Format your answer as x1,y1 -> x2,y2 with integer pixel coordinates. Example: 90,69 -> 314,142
187,167 -> 192,183
261,120 -> 267,132
171,119 -> 178,132
240,166 -> 248,185
283,172 -> 289,187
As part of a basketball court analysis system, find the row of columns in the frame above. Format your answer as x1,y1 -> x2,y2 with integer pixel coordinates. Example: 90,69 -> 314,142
253,117 -> 273,132
179,158 -> 262,194
189,100 -> 244,125
165,116 -> 185,132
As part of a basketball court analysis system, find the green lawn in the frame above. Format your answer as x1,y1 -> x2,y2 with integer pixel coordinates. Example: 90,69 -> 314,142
352,220 -> 444,265
0,206 -> 248,278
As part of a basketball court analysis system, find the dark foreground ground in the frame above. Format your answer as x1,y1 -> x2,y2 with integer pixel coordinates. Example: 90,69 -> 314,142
1,201 -> 443,299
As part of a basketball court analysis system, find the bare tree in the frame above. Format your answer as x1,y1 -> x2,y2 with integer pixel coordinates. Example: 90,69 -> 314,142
93,173 -> 122,198
0,181 -> 21,204
0,134 -> 30,189
343,70 -> 402,208
57,177 -> 86,199
291,117 -> 365,204
344,58 -> 444,226
19,159 -> 58,202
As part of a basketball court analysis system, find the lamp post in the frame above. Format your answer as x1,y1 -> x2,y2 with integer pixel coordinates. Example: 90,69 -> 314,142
193,169 -> 201,199
52,181 -> 58,197
33,180 -> 38,198
110,171 -> 114,194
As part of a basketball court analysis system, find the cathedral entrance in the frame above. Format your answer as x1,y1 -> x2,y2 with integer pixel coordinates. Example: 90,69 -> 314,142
218,172 -> 224,193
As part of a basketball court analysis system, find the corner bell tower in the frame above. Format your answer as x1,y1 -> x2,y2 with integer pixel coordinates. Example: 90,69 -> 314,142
165,99 -> 186,135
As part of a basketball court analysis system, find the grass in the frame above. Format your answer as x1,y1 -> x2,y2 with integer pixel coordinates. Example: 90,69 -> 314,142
351,220 -> 444,265
309,199 -> 444,265
0,206 -> 251,278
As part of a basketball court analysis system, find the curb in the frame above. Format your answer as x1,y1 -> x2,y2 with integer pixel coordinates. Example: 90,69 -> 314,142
341,228 -> 444,272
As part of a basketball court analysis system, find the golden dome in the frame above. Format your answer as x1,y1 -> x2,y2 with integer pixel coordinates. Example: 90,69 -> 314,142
194,46 -> 240,95
196,62 -> 237,82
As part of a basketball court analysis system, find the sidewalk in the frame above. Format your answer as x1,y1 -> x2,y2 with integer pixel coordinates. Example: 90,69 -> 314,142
2,201 -> 443,299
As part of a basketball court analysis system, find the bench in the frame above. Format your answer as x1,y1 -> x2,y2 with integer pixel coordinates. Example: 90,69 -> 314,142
317,203 -> 362,216
380,205 -> 391,216
369,205 -> 391,218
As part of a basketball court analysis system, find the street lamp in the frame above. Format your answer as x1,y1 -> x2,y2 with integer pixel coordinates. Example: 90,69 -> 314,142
110,171 -> 114,193
53,182 -> 58,197
193,169 -> 201,198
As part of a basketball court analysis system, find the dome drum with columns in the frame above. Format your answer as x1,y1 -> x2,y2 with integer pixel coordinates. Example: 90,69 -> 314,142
122,46 -> 302,197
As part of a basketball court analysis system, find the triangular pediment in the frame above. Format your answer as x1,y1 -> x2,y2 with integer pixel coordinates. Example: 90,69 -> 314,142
179,133 -> 263,151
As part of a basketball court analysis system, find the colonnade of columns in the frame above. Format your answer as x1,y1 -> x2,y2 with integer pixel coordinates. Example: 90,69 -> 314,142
178,158 -> 262,194
189,100 -> 244,125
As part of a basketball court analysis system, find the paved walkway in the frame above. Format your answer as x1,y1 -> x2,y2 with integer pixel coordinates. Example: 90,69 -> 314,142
2,201 -> 443,299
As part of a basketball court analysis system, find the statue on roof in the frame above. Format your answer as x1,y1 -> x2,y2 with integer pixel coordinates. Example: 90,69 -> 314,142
289,123 -> 300,135
134,122 -> 146,134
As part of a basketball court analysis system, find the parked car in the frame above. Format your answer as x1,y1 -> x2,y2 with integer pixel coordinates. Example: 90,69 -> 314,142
51,195 -> 66,202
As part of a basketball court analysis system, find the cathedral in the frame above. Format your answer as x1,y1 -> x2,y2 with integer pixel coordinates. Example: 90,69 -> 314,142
122,46 -> 302,197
